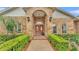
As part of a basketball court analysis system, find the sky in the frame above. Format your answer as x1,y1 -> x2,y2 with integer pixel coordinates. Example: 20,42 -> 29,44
0,7 -> 79,16
60,7 -> 79,16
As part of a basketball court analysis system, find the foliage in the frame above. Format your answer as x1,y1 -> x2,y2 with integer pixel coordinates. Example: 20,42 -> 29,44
0,35 -> 30,51
6,18 -> 16,33
0,35 -> 15,44
48,34 -> 68,43
48,34 -> 69,51
70,44 -> 77,51
0,16 -> 5,24
61,34 -> 79,44
0,16 -> 16,34
55,43 -> 68,51
48,34 -> 78,51
0,34 -> 23,44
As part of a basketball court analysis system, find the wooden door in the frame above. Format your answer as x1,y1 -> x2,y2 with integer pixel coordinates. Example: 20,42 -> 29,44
35,25 -> 44,35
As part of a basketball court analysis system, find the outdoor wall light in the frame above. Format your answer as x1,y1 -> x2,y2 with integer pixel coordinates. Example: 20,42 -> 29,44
49,17 -> 52,22
27,17 -> 30,22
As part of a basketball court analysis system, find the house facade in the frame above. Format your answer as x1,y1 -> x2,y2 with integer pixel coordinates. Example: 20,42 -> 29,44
0,7 -> 79,37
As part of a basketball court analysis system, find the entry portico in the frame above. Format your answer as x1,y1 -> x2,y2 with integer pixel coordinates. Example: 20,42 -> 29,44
25,7 -> 55,37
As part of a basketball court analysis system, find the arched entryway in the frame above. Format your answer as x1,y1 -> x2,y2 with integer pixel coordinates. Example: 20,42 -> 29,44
33,10 -> 46,36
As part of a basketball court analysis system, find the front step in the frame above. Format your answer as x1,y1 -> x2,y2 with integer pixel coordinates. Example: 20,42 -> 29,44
33,36 -> 47,40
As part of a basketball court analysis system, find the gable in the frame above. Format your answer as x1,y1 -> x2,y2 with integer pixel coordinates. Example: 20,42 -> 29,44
52,10 -> 70,18
3,8 -> 26,16
1,7 -> 75,19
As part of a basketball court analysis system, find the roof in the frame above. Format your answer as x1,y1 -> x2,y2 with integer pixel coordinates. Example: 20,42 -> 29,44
56,8 -> 76,18
0,7 -> 78,19
0,7 -> 18,15
74,16 -> 79,21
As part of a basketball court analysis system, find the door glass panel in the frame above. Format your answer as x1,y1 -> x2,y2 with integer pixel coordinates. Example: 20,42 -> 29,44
40,25 -> 43,31
35,25 -> 44,35
36,26 -> 39,31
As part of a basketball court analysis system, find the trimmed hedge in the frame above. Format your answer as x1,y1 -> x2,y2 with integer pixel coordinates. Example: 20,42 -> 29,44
48,34 -> 78,51
0,35 -> 30,51
0,35 -> 16,44
0,34 -> 23,44
48,34 -> 68,43
62,34 -> 79,44
61,34 -> 78,51
48,34 -> 69,51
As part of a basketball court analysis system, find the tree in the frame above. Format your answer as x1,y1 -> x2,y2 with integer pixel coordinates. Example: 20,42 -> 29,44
6,18 -> 16,34
0,16 -> 16,35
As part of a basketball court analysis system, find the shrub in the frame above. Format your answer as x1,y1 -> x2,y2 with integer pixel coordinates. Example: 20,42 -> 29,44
48,34 -> 68,51
0,35 -> 30,51
0,34 -> 23,44
62,34 -> 79,44
48,34 -> 78,51
0,35 -> 15,44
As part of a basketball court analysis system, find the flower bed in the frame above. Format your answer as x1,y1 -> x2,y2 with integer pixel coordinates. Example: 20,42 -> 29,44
48,34 -> 68,51
0,35 -> 30,51
48,34 -> 77,51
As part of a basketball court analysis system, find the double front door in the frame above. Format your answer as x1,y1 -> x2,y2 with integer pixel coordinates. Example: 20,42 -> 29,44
35,25 -> 44,35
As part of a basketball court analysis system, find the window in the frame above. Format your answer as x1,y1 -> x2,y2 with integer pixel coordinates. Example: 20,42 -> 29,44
52,24 -> 57,33
62,24 -> 67,33
16,23 -> 21,33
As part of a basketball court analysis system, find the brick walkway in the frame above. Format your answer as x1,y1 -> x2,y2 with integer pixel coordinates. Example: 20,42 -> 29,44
22,36 -> 53,51
26,40 -> 53,51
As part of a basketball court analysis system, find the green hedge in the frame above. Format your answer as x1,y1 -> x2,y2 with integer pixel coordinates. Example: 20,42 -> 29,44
62,34 -> 79,44
61,34 -> 78,51
0,34 -> 23,44
48,34 -> 79,51
48,34 -> 68,43
0,35 -> 30,51
48,34 -> 69,51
